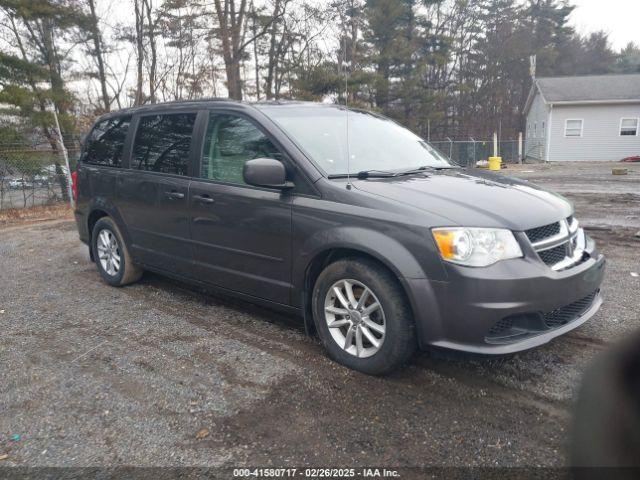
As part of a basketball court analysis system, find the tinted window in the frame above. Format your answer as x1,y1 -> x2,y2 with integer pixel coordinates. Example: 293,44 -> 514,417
83,116 -> 131,167
201,114 -> 282,184
132,113 -> 196,175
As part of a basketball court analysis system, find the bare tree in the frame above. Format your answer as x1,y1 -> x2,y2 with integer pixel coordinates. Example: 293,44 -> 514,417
86,0 -> 110,111
143,0 -> 159,103
211,0 -> 284,99
133,0 -> 145,105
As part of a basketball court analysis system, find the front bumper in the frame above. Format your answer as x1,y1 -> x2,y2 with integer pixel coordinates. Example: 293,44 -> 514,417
405,247 -> 606,355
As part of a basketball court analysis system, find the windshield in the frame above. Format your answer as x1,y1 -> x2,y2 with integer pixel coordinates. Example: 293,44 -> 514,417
257,105 -> 453,176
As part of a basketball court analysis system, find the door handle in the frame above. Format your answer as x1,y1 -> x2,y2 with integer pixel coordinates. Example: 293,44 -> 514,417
193,194 -> 215,204
164,191 -> 185,200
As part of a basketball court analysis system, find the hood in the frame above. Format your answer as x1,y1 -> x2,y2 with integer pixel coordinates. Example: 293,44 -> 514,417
353,169 -> 573,231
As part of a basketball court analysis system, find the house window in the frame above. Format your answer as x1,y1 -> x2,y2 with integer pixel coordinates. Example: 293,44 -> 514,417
542,121 -> 546,137
620,118 -> 639,136
534,122 -> 537,137
565,119 -> 583,137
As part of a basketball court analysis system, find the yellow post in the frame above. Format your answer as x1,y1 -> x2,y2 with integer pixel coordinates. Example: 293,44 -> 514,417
489,156 -> 502,171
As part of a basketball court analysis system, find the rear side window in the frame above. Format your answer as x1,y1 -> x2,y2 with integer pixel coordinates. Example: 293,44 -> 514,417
83,116 -> 131,167
132,113 -> 197,176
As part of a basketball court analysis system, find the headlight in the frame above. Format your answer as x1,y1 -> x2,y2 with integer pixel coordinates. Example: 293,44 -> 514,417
432,227 -> 523,267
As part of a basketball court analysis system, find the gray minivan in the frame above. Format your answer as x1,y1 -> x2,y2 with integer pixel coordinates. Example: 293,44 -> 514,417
73,100 -> 605,374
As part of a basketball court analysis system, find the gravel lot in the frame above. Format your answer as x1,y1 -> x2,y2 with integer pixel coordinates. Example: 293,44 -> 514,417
0,161 -> 638,468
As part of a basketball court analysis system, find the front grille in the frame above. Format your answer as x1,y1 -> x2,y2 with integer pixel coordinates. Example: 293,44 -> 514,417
525,222 -> 560,243
526,222 -> 561,243
486,290 -> 600,343
525,216 -> 588,271
538,244 -> 568,266
543,290 -> 599,328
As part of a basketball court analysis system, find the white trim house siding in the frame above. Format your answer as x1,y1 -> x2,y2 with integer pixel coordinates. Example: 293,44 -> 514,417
525,90 -> 549,160
549,103 -> 640,161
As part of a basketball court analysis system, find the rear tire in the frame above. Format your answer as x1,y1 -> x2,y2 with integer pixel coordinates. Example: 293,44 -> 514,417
312,257 -> 416,375
91,217 -> 142,287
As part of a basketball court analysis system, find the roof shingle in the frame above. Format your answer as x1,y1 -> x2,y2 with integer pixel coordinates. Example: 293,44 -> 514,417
536,74 -> 640,103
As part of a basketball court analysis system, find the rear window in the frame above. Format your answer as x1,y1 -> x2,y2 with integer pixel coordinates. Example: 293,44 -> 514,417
82,116 -> 131,167
132,113 -> 197,176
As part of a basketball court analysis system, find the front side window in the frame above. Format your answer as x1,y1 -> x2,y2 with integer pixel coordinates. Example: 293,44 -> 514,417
620,118 -> 639,136
83,116 -> 131,167
257,105 -> 453,176
132,113 -> 196,175
201,113 -> 282,185
565,119 -> 583,137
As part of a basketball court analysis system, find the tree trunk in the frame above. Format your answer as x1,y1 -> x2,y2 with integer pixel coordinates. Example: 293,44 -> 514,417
264,0 -> 281,99
87,0 -> 110,111
225,61 -> 243,100
251,6 -> 261,100
41,18 -> 71,201
375,61 -> 390,110
134,0 -> 145,105
214,0 -> 246,100
144,0 -> 158,103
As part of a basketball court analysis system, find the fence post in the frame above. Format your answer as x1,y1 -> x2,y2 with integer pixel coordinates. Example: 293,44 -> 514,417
446,137 -> 452,160
469,137 -> 476,167
518,132 -> 523,164
51,107 -> 75,209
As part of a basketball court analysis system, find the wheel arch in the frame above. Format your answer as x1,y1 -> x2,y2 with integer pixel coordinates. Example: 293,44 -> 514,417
86,199 -> 132,262
298,232 -> 427,335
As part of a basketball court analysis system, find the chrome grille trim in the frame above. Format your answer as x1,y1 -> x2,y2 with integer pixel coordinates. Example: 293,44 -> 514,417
530,220 -> 568,250
568,216 -> 579,234
550,245 -> 586,271
526,216 -> 586,271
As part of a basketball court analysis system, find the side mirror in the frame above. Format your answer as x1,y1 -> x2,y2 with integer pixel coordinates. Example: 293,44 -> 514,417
243,158 -> 293,189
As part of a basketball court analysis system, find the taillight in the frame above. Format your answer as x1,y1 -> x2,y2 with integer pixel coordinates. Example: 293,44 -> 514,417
71,170 -> 78,202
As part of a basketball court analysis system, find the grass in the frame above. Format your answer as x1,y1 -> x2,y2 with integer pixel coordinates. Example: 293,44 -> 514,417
0,202 -> 73,227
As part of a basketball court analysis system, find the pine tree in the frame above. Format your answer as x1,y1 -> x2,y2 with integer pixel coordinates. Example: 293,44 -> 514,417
0,0 -> 90,199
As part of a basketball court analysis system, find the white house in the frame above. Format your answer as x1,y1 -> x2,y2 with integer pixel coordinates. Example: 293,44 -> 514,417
523,73 -> 640,162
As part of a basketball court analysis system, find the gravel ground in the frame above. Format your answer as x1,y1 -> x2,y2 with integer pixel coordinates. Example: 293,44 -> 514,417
0,161 -> 638,468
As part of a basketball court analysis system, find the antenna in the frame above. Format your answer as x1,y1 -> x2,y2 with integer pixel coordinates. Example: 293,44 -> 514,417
342,34 -> 352,189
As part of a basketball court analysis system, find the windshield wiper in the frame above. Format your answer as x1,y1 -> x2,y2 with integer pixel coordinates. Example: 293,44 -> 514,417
327,165 -> 458,180
394,165 -> 460,175
390,166 -> 431,176
327,170 -> 398,179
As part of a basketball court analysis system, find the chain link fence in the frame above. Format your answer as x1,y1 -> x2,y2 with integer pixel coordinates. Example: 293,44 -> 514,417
1,136 -> 533,212
430,139 -> 523,167
524,139 -> 545,161
0,145 -> 79,212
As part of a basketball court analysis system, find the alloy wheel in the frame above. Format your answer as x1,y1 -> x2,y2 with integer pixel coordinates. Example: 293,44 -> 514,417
324,279 -> 386,358
96,229 -> 121,276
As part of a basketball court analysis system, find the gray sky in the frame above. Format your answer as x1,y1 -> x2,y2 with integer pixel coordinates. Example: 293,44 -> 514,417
569,0 -> 640,49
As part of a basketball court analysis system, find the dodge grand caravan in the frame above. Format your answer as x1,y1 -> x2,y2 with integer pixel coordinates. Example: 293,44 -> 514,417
73,100 -> 605,374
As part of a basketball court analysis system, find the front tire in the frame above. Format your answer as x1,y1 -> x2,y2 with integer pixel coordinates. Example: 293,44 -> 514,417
312,257 -> 416,375
91,217 -> 142,287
